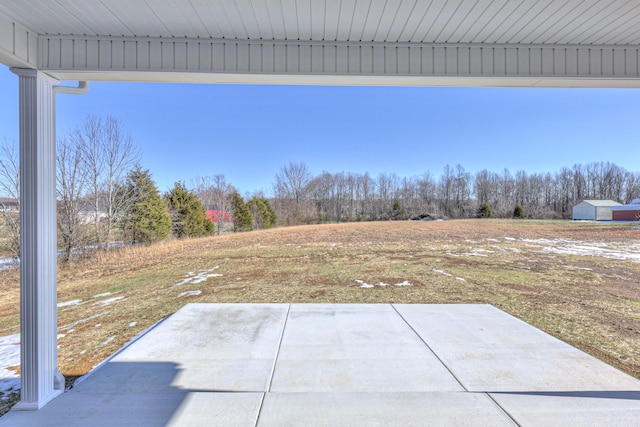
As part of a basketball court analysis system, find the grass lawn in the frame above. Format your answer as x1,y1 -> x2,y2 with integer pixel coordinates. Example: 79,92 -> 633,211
1,219 -> 638,380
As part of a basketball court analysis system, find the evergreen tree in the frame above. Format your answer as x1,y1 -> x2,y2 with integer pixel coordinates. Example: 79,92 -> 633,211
248,197 -> 277,229
231,192 -> 254,232
121,166 -> 172,243
392,200 -> 403,220
165,181 -> 214,238
477,201 -> 493,218
513,203 -> 527,219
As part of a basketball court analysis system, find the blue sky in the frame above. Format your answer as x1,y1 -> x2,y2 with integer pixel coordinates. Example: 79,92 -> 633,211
1,64 -> 639,196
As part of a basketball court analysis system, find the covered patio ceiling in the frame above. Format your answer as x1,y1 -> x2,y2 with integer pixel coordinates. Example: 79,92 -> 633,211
1,0 -> 640,87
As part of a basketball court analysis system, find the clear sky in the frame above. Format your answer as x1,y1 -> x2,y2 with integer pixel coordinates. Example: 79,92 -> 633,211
1,64 -> 639,196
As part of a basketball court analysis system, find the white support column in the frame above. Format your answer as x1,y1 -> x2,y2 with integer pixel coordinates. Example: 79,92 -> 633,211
10,68 -> 64,410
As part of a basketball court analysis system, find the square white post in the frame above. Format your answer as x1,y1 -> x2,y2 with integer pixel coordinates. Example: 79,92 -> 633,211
11,68 -> 64,410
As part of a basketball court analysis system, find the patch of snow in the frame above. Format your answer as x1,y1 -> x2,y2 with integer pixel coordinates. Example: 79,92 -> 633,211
95,324 -> 102,327
128,322 -> 137,327
92,292 -> 112,298
473,248 -> 495,254
101,336 -> 115,346
432,269 -> 453,277
92,296 -> 126,307
173,278 -> 193,287
456,277 -> 467,282
504,237 -> 516,241
57,334 -> 65,339
394,281 -> 412,286
0,257 -> 19,273
486,238 -> 500,242
355,280 -> 374,288
57,299 -> 82,308
0,334 -> 20,383
61,312 -> 108,329
173,266 -> 222,287
355,279 -> 411,288
178,290 -> 202,298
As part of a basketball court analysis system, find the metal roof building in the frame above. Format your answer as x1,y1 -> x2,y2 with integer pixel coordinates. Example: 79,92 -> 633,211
572,199 -> 622,221
611,198 -> 640,221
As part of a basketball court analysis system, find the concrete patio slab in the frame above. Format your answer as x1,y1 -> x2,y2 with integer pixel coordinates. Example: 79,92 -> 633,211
270,304 -> 463,392
2,303 -> 640,426
394,304 -> 640,392
258,392 -> 514,426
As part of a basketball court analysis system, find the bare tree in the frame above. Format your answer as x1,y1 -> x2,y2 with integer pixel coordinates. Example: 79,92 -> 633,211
57,137 -> 89,261
0,138 -> 20,257
74,115 -> 139,249
273,162 -> 313,224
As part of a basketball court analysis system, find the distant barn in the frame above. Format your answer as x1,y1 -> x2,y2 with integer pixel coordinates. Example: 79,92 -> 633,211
205,206 -> 232,223
611,199 -> 640,221
572,200 -> 621,221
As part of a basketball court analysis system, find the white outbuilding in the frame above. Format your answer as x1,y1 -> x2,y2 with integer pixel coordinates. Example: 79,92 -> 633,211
572,200 -> 622,221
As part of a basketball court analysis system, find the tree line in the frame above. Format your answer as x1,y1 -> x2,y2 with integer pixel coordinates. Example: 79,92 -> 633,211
271,161 -> 640,225
2,115 -> 639,259
0,116 -> 276,260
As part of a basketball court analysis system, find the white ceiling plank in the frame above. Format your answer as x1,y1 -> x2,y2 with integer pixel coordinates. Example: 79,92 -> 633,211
295,0 -> 312,40
335,0 -> 358,41
184,0 -> 223,38
430,0 -> 487,43
417,0 -> 465,43
503,0 -> 568,44
358,0 -> 389,42
280,0 -> 300,40
488,1 -> 552,44
537,0 -> 618,44
527,1 -> 603,44
347,0 -> 370,42
0,1 -> 88,35
148,1 -> 211,38
571,2 -> 640,45
99,2 -> 169,37
476,0 -> 541,43
396,0 -> 437,42
309,0 -> 327,40
443,0 -> 505,43
385,0 -> 423,43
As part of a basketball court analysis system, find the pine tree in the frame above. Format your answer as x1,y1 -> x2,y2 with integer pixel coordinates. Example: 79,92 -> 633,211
248,197 -> 277,229
477,202 -> 493,218
513,203 -> 528,219
231,192 -> 254,232
165,181 -> 214,238
120,166 -> 172,243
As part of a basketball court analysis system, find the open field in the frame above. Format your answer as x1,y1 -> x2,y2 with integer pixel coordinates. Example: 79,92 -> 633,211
1,219 -> 639,384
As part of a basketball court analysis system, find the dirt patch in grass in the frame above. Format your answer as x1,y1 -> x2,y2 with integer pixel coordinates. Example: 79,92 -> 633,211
1,219 -> 639,380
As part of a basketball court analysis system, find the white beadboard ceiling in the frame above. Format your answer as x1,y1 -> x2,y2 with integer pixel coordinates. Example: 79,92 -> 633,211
2,1 -> 640,86
1,0 -> 639,46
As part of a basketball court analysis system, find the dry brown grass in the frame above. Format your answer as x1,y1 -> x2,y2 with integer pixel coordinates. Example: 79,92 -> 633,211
0,219 -> 639,379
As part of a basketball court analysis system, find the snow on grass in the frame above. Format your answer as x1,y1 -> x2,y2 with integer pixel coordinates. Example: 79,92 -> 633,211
354,279 -> 412,288
57,299 -> 82,308
92,296 -> 126,307
432,269 -> 453,277
101,336 -> 115,346
0,335 -> 21,403
92,292 -> 112,298
178,290 -> 202,298
60,312 -> 109,330
172,266 -> 223,287
128,322 -> 137,327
